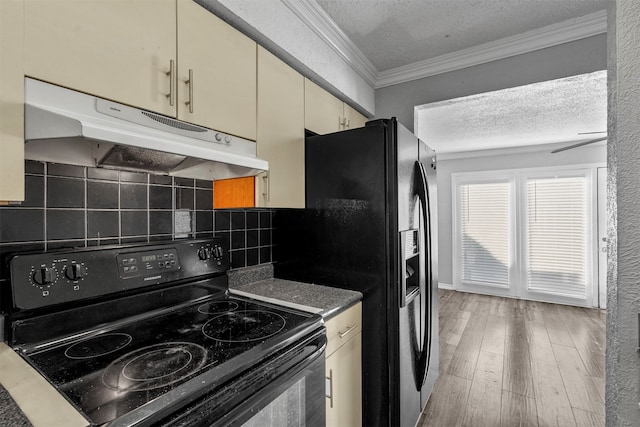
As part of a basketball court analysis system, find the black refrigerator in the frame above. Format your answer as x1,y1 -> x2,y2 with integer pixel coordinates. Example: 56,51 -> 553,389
273,118 -> 438,427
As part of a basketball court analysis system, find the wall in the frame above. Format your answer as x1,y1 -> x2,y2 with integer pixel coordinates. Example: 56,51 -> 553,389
436,143 -> 606,287
0,161 -> 275,279
375,33 -> 607,132
372,25 -> 608,290
606,1 -> 640,425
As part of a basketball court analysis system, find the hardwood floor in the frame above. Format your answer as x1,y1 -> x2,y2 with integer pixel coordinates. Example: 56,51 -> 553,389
419,290 -> 606,427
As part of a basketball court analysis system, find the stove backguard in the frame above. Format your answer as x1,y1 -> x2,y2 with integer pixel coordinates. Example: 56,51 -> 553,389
8,238 -> 228,312
6,238 -> 230,347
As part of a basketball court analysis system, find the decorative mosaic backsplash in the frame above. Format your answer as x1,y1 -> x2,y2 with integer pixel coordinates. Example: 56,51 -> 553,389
0,161 -> 274,276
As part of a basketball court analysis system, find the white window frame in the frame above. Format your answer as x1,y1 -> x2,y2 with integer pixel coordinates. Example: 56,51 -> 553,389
517,168 -> 596,306
452,172 -> 518,298
452,165 -> 599,306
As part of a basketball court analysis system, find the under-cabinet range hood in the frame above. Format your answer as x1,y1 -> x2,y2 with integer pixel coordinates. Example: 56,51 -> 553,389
24,78 -> 268,180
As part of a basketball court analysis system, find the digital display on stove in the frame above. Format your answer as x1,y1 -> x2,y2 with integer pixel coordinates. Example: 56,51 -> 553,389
117,249 -> 180,279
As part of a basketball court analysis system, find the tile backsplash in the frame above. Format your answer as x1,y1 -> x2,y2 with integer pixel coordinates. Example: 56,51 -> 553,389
0,161 -> 274,273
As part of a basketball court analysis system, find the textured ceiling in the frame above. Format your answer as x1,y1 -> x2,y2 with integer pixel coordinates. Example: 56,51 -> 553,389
315,0 -> 606,71
415,71 -> 607,153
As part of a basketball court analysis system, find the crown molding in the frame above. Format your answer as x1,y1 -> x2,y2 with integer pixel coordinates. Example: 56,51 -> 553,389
281,0 -> 378,86
281,2 -> 606,90
375,10 -> 607,88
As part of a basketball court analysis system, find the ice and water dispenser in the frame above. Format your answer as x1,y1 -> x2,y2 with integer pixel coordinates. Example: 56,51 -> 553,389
400,229 -> 422,307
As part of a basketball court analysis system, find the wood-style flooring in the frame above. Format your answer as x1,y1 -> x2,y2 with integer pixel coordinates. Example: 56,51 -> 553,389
419,289 -> 606,427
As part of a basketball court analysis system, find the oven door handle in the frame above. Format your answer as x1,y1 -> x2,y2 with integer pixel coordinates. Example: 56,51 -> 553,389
210,330 -> 328,427
153,329 -> 328,427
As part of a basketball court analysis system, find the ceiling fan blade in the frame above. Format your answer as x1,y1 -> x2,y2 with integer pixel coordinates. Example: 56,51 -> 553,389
551,136 -> 608,154
577,131 -> 607,135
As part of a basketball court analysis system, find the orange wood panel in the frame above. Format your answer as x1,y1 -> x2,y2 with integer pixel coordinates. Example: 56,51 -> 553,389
213,177 -> 255,209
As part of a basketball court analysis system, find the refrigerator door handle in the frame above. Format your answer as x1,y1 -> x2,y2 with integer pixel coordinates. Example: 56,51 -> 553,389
415,160 -> 433,388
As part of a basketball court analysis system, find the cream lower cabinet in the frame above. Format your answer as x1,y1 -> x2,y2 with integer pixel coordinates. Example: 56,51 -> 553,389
304,78 -> 368,135
24,0 -> 177,117
324,303 -> 362,427
256,47 -> 305,208
0,0 -> 25,202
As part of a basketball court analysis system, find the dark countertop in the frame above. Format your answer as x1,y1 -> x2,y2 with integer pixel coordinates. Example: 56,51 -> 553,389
0,385 -> 32,427
227,264 -> 362,319
0,342 -> 88,427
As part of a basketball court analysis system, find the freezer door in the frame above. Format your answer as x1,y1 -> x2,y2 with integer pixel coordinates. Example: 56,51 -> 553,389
396,123 -> 426,427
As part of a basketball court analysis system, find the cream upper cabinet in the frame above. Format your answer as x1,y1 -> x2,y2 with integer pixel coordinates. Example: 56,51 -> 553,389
325,303 -> 362,427
304,78 -> 344,135
344,103 -> 368,130
23,0 -> 257,140
0,0 -> 25,202
305,78 -> 368,135
24,0 -> 177,117
256,47 -> 304,208
177,0 -> 257,141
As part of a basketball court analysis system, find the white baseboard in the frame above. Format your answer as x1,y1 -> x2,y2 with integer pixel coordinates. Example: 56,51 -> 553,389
438,282 -> 454,290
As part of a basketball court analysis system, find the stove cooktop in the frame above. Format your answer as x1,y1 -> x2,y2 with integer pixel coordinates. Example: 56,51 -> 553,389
6,239 -> 325,426
23,293 -> 319,426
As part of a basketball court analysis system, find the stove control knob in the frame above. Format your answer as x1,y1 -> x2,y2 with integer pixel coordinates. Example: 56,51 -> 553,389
212,246 -> 224,259
197,247 -> 210,260
33,267 -> 55,286
65,263 -> 86,281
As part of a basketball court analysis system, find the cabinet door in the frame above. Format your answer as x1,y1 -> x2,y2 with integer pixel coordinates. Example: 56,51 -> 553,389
0,0 -> 24,202
177,0 -> 257,141
256,47 -> 305,208
344,103 -> 368,130
304,79 -> 343,135
24,0 -> 177,117
326,332 -> 362,427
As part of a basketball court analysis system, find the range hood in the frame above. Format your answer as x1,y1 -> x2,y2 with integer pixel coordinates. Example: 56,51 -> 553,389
24,78 -> 268,180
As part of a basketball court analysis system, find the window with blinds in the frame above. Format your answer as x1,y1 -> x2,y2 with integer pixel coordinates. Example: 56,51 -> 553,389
453,168 -> 593,304
525,176 -> 586,298
459,181 -> 511,288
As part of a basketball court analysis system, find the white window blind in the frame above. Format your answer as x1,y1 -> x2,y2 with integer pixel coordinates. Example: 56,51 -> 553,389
459,181 -> 510,288
526,176 -> 586,297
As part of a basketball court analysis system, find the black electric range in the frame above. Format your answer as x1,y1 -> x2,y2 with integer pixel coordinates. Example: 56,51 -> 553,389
4,238 -> 326,426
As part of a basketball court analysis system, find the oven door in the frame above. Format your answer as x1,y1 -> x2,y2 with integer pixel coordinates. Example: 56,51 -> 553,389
159,328 -> 326,427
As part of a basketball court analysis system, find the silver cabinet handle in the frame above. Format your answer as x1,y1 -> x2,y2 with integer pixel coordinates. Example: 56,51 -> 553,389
165,60 -> 175,106
262,172 -> 270,203
185,69 -> 194,113
339,324 -> 357,338
345,119 -> 351,129
326,369 -> 334,408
